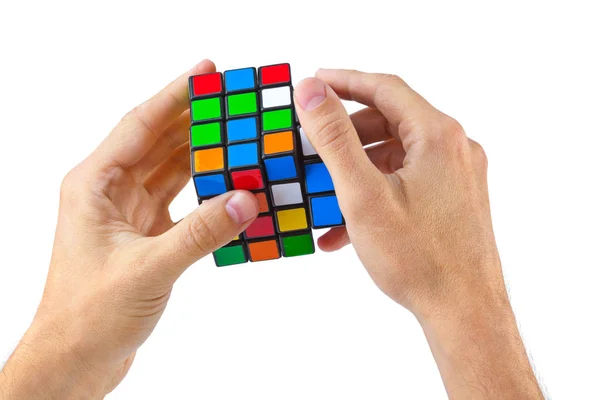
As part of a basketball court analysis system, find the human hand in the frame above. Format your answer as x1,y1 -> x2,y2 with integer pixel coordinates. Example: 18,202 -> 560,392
0,59 -> 259,399
294,70 -> 500,317
293,70 -> 544,399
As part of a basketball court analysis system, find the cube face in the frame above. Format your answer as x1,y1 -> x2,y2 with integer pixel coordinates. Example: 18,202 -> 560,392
188,64 -> 344,267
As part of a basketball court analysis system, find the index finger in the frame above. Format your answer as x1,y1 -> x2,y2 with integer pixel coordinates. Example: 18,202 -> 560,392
315,69 -> 439,146
93,59 -> 216,169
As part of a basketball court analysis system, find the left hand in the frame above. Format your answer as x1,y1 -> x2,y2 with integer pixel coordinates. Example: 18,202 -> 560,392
0,59 -> 259,399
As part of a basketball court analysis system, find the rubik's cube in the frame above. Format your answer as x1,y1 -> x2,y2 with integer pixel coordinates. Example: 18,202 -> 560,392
188,63 -> 345,266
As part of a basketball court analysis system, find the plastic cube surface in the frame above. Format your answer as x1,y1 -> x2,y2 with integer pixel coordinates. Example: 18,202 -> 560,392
188,63 -> 345,267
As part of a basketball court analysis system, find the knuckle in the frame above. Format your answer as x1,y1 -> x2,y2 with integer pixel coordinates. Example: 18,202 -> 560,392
121,104 -> 159,139
469,139 -> 488,167
429,115 -> 469,153
121,105 -> 140,124
441,116 -> 467,141
373,74 -> 404,99
185,213 -> 219,255
315,115 -> 353,156
377,73 -> 406,86
60,167 -> 81,198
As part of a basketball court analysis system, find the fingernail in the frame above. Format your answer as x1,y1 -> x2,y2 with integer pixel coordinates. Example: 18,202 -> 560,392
225,192 -> 258,225
295,78 -> 327,111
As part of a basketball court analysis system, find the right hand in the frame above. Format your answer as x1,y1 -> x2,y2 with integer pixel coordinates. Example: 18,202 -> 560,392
294,70 -> 504,319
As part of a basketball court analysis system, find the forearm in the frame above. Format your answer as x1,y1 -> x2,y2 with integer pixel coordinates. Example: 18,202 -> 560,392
418,281 -> 544,399
0,325 -> 105,400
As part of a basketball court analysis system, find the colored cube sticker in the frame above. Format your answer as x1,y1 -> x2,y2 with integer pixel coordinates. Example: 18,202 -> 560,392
191,97 -> 222,122
227,92 -> 258,117
259,64 -> 291,86
193,147 -> 224,173
191,73 -> 223,97
245,215 -> 276,239
228,142 -> 258,168
262,108 -> 293,132
305,162 -> 334,194
264,131 -> 294,155
310,195 -> 343,228
214,244 -> 247,267
281,234 -> 315,257
248,240 -> 280,262
194,173 -> 228,197
276,208 -> 308,232
264,156 -> 297,181
191,122 -> 222,148
261,86 -> 292,109
188,64 -> 344,267
224,68 -> 256,93
227,117 -> 258,143
231,169 -> 264,190
271,182 -> 303,207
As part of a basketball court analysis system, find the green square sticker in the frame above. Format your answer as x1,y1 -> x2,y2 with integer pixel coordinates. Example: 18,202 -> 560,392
191,97 -> 222,122
213,244 -> 247,266
282,234 -> 315,257
227,92 -> 258,116
191,122 -> 222,147
262,108 -> 292,132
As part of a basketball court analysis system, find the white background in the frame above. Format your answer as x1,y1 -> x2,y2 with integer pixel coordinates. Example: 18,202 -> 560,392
0,1 -> 598,399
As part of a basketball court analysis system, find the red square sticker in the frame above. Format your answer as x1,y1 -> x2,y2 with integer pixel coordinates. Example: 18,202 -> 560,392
231,169 -> 264,190
192,72 -> 223,96
245,216 -> 275,238
260,64 -> 291,86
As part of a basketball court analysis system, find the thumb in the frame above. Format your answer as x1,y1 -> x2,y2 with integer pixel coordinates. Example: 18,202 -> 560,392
294,77 -> 382,194
147,191 -> 258,281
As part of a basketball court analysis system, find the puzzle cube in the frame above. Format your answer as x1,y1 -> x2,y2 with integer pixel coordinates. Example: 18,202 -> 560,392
188,63 -> 345,267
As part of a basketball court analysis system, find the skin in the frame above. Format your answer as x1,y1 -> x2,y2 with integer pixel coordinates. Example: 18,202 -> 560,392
0,60 -> 544,399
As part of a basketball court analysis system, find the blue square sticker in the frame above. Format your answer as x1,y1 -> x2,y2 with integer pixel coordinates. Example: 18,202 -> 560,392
194,174 -> 227,197
264,156 -> 297,181
228,142 -> 259,168
311,195 -> 343,227
227,117 -> 258,142
304,162 -> 334,194
224,68 -> 256,92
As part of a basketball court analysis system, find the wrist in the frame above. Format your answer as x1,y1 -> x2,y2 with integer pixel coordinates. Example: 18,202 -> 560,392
416,279 -> 543,399
0,320 -> 107,399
